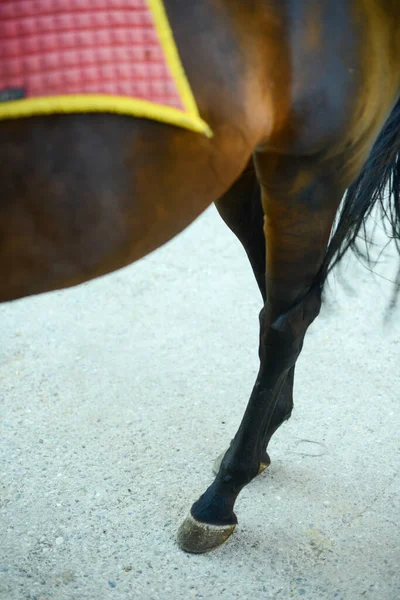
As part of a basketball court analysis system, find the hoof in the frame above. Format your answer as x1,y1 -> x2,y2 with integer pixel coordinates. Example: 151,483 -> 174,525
177,513 -> 236,553
213,451 -> 270,476
258,459 -> 270,474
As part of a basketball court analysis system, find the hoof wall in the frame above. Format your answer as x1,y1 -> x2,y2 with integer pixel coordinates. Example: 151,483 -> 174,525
258,460 -> 270,474
177,514 -> 236,553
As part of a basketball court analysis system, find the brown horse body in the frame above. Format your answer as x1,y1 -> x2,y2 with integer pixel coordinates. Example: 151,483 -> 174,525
1,1 -> 400,552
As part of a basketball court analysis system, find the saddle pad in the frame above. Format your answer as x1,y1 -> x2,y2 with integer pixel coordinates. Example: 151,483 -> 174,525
0,0 -> 211,136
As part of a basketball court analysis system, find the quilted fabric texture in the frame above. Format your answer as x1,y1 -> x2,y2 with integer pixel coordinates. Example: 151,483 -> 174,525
0,0 -> 184,109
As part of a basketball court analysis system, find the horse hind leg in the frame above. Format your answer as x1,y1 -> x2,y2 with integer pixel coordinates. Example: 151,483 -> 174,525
214,159 -> 267,299
212,159 -> 294,476
178,148 -> 350,554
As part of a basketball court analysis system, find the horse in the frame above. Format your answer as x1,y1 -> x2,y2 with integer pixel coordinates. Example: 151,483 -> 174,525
1,0 -> 400,554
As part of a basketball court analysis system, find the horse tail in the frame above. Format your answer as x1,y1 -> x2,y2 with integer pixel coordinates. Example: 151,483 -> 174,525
320,96 -> 400,298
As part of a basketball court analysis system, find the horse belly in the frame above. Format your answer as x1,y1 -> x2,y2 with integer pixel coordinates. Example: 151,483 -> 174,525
0,113 -> 252,302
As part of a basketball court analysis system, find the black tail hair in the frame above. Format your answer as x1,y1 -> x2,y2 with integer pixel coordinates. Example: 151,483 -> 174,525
320,96 -> 400,301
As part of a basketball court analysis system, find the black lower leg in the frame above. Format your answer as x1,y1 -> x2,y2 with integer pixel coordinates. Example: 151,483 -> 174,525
261,366 -> 294,464
191,286 -> 321,526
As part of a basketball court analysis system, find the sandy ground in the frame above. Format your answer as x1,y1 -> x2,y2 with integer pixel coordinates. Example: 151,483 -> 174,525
1,205 -> 399,600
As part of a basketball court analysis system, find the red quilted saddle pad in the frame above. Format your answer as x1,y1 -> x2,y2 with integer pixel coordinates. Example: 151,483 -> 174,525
0,0 -> 211,135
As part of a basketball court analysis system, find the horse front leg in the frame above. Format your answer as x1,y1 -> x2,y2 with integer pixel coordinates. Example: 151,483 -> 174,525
178,149 -> 350,553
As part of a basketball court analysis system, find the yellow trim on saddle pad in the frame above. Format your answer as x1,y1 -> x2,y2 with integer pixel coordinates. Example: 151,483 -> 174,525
0,0 -> 212,138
